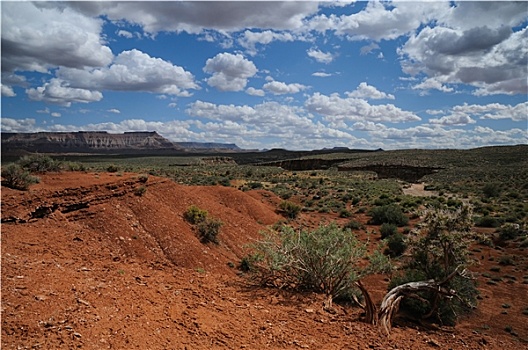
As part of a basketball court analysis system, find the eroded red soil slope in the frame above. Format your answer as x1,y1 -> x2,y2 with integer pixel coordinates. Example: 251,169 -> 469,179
1,172 -> 526,349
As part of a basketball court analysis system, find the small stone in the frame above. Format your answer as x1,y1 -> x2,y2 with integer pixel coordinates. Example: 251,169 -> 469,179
426,338 -> 440,347
77,298 -> 91,307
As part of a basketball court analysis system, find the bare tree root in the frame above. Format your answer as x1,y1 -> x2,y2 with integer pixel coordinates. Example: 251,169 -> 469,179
379,280 -> 431,335
376,265 -> 478,335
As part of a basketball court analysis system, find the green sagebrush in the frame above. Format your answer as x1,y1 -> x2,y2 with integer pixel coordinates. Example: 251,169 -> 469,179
247,222 -> 390,302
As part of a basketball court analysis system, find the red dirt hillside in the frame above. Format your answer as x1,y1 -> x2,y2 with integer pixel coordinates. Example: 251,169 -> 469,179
1,172 -> 525,349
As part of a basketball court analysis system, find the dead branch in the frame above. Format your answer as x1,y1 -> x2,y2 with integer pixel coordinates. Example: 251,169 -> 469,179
355,280 -> 378,325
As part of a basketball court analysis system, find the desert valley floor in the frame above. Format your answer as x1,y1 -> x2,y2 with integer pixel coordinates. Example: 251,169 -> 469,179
2,172 -> 527,349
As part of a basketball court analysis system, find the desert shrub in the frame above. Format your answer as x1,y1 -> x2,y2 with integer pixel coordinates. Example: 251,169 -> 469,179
343,219 -> 363,231
218,177 -> 231,187
318,206 -> 330,214
446,198 -> 462,208
341,193 -> 353,202
380,223 -> 398,239
498,223 -> 525,241
369,204 -> 409,226
249,223 -> 389,301
482,183 -> 501,198
339,209 -> 352,218
107,164 -> 120,173
137,174 -> 149,183
374,197 -> 394,206
498,255 -> 515,266
134,185 -> 147,196
401,198 -> 420,210
17,154 -> 62,173
239,255 -> 255,272
196,217 -> 223,244
272,185 -> 293,200
318,198 -> 344,213
247,181 -> 263,189
184,205 -> 209,224
63,161 -> 86,172
388,205 -> 478,326
385,232 -> 407,257
280,192 -> 293,200
278,200 -> 301,219
1,164 -> 40,190
475,215 -> 501,228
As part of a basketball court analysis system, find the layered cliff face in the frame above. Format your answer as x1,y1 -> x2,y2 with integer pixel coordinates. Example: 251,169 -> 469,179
77,131 -> 176,149
1,131 -> 241,154
1,131 -> 177,153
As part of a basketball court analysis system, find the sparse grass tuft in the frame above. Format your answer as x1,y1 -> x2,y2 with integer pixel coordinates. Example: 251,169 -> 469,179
278,200 -> 301,219
184,205 -> 209,225
184,205 -> 222,244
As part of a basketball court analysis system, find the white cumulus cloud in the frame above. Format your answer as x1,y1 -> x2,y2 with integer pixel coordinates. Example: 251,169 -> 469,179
305,92 -> 420,124
79,1 -> 319,35
429,114 -> 476,126
239,30 -> 296,55
400,3 -> 527,96
1,85 -> 16,97
312,72 -> 332,78
428,101 -> 527,125
263,81 -> 308,95
1,118 -> 40,133
116,30 -> 134,39
308,1 -> 450,42
27,79 -> 103,107
204,53 -> 257,92
307,49 -> 334,64
347,82 -> 395,100
185,100 -> 368,150
246,87 -> 265,97
26,49 -> 199,106
454,102 -> 528,122
411,77 -> 454,95
1,2 -> 113,73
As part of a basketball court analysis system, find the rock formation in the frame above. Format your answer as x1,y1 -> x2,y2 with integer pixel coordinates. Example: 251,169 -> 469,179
1,131 -> 242,154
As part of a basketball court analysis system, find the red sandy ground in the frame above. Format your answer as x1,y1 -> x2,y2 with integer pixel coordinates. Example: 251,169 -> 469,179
1,172 -> 527,349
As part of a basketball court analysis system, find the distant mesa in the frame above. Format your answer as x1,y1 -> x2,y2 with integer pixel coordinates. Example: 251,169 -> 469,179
1,131 -> 242,154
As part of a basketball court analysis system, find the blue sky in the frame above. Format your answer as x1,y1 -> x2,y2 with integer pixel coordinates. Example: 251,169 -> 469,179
1,1 -> 527,150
